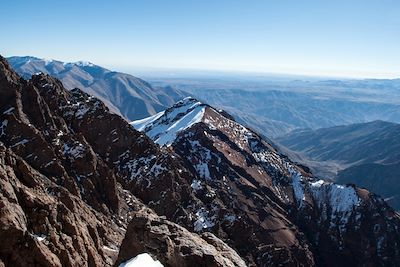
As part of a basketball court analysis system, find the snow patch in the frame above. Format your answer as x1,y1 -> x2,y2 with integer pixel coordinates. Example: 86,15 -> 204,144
185,139 -> 215,180
151,106 -> 204,146
0,120 -> 8,137
194,208 -> 215,231
3,107 -> 15,115
309,181 -> 359,214
75,61 -> 95,67
10,139 -> 29,148
102,245 -> 118,252
75,105 -> 90,119
120,155 -> 157,180
130,111 -> 165,131
30,233 -> 46,242
191,179 -> 202,191
223,214 -> 237,224
44,59 -> 54,65
64,61 -> 95,67
119,253 -> 163,267
287,165 -> 305,206
62,143 -> 85,159
308,180 -> 360,226
150,163 -> 167,176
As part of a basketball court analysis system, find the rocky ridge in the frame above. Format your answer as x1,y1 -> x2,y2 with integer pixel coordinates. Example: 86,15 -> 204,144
2,53 -> 400,266
133,97 -> 400,266
0,56 -> 245,267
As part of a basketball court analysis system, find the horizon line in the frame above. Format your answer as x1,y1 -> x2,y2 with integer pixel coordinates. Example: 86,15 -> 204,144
6,54 -> 400,81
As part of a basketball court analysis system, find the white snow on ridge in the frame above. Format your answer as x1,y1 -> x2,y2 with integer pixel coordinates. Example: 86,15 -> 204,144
131,97 -> 206,146
75,61 -> 95,67
309,180 -> 359,215
288,165 -> 306,206
3,107 -> 15,115
130,111 -> 165,131
119,253 -> 163,267
44,59 -> 54,65
283,161 -> 359,221
152,106 -> 204,146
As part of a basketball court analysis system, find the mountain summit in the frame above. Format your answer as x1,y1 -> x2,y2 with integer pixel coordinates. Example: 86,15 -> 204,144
131,97 -> 207,146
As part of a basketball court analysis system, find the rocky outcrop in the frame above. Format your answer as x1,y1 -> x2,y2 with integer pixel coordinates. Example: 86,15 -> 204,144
0,141 -> 126,266
116,208 -> 246,267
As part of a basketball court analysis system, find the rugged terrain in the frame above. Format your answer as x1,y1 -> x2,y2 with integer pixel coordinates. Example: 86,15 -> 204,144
7,56 -> 188,121
1,55 -> 400,266
133,97 -> 400,266
277,120 -> 400,209
0,56 -> 243,267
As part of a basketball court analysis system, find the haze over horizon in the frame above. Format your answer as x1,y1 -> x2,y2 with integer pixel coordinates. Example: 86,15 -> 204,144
2,0 -> 399,79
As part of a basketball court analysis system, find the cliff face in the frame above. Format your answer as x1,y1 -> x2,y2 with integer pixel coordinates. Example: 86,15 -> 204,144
0,141 -> 126,266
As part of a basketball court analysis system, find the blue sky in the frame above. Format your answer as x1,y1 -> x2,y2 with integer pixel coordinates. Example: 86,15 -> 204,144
1,0 -> 399,78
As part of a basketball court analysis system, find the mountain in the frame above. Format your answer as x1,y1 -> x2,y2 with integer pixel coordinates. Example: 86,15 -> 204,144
6,56 -> 188,121
2,54 -> 400,266
132,97 -> 400,266
147,77 -> 400,137
0,56 -> 245,267
277,120 -> 400,209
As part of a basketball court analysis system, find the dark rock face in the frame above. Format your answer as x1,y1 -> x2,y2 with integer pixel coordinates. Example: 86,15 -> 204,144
134,97 -> 400,267
0,56 -> 246,267
0,142 -> 126,266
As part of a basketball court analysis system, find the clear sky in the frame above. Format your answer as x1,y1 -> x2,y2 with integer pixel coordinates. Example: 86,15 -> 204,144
1,0 -> 399,78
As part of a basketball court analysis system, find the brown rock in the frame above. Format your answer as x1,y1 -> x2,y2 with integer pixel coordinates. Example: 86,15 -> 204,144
116,208 -> 246,267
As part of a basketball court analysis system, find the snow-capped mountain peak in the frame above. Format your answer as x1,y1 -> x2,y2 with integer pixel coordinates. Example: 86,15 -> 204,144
73,60 -> 95,67
131,97 -> 207,146
132,97 -> 400,266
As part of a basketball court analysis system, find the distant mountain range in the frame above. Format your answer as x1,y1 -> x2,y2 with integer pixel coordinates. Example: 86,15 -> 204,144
148,77 -> 400,137
11,56 -> 400,139
7,56 -> 188,121
277,120 -> 400,209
